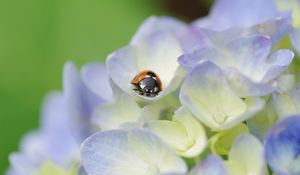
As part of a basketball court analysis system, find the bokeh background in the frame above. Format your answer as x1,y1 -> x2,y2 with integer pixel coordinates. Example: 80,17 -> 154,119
0,0 -> 213,173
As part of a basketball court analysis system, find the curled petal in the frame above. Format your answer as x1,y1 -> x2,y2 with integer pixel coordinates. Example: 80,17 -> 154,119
262,49 -> 294,83
145,107 -> 207,157
107,31 -> 184,101
209,123 -> 249,155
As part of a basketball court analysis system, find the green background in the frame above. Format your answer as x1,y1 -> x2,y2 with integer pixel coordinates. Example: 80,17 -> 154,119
0,0 -> 164,173
0,0 -> 167,174
0,0 -> 212,173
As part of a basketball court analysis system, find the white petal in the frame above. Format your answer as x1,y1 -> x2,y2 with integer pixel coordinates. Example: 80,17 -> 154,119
107,30 -> 184,101
172,107 -> 207,157
180,62 -> 251,130
145,107 -> 207,157
81,129 -> 187,175
106,46 -> 140,95
272,83 -> 300,118
226,134 -> 266,175
92,94 -> 142,131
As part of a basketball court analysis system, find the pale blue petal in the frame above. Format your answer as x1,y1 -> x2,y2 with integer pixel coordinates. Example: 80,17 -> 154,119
189,155 -> 227,175
265,115 -> 300,175
290,28 -> 300,55
247,13 -> 292,44
131,16 -> 186,45
63,61 -> 103,141
193,0 -> 280,30
80,62 -> 113,101
225,35 -> 271,81
177,27 -> 211,53
224,68 -> 275,97
178,47 -> 223,70
262,49 -> 294,83
81,129 -> 187,175
192,14 -> 291,47
40,92 -> 79,165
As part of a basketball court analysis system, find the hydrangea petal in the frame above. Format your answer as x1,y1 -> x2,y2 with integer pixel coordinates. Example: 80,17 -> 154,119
131,16 -> 186,45
34,161 -> 68,175
193,14 -> 291,48
246,100 -> 278,140
209,123 -> 249,155
193,0 -> 280,30
247,14 -> 292,44
225,35 -> 272,82
224,68 -> 275,97
80,62 -> 113,101
146,107 -> 207,157
290,28 -> 300,55
63,62 -> 104,141
107,31 -> 184,101
189,155 -> 227,175
226,134 -> 266,175
262,49 -> 294,83
265,115 -> 300,175
272,84 -> 300,118
41,93 -> 79,163
81,129 -> 187,175
180,61 -> 264,130
92,94 -> 142,131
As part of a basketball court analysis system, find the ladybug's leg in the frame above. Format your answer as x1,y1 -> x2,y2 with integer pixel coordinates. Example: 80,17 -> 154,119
133,87 -> 144,95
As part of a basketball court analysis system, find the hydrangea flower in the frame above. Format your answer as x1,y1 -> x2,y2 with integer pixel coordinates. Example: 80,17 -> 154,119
265,115 -> 300,175
7,0 -> 300,175
106,16 -> 189,102
275,0 -> 300,55
80,129 -> 187,175
179,35 -> 294,97
180,61 -> 265,130
272,83 -> 300,118
145,107 -> 207,157
224,134 -> 266,175
63,61 -> 113,141
193,0 -> 280,31
8,92 -> 79,175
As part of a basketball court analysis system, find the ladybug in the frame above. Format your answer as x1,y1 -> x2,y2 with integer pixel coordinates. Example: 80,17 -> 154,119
131,70 -> 162,97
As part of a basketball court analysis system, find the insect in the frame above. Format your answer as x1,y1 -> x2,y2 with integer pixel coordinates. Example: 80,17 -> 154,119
131,70 -> 162,97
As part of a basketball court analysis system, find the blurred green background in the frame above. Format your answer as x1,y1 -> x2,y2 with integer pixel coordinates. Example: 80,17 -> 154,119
0,0 -> 211,173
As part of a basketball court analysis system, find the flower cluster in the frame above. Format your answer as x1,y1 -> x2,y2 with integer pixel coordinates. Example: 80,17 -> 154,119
7,0 -> 300,175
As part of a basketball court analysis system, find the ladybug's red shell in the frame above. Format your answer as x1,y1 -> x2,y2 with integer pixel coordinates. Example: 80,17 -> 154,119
131,70 -> 162,89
